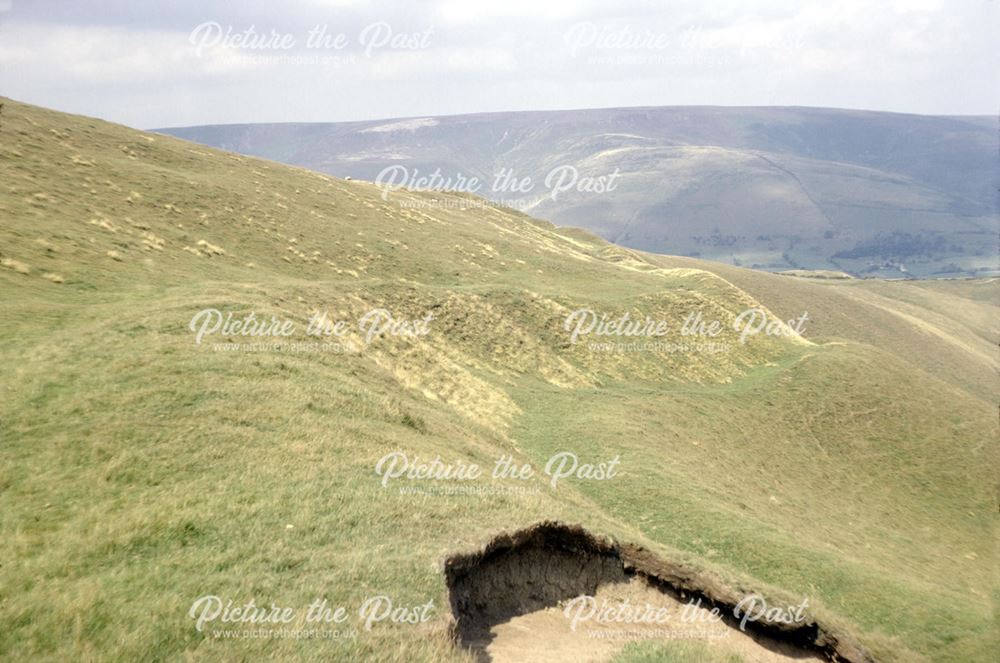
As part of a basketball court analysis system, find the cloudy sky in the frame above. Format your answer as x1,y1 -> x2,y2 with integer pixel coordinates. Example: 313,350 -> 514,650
1,0 -> 997,128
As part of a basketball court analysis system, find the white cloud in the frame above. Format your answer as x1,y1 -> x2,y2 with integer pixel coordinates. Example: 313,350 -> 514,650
436,0 -> 594,25
0,22 -> 262,84
0,0 -> 995,127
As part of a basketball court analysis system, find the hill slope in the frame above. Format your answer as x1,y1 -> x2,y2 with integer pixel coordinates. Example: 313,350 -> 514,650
2,98 -> 997,662
158,106 -> 999,278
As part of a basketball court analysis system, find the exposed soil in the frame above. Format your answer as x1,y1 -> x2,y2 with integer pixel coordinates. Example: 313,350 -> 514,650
444,521 -> 875,663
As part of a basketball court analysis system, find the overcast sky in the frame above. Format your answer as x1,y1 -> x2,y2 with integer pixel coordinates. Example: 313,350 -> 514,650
1,0 -> 997,128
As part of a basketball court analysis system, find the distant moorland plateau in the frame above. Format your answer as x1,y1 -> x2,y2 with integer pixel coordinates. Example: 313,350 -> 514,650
160,106 -> 998,278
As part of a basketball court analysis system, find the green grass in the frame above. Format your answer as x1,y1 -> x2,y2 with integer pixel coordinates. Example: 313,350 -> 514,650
611,640 -> 744,663
1,97 -> 996,662
512,346 -> 994,660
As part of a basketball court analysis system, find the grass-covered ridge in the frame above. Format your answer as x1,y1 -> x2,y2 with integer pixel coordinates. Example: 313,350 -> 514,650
1,97 -> 996,662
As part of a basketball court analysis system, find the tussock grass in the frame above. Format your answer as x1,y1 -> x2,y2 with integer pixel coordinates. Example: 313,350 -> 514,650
1,97 -> 996,662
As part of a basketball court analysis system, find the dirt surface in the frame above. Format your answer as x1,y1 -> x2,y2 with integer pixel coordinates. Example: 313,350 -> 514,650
445,521 -> 875,663
482,577 -> 828,663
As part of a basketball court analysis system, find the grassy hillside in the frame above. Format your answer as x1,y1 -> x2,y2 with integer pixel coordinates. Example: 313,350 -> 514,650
1,97 -> 996,662
159,106 -> 999,278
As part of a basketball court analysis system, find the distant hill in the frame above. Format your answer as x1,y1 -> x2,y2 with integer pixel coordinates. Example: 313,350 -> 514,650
159,106 -> 999,278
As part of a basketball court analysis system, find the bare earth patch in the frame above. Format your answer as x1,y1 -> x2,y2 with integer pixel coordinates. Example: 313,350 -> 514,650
484,578 -> 826,663
445,522 -> 873,663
